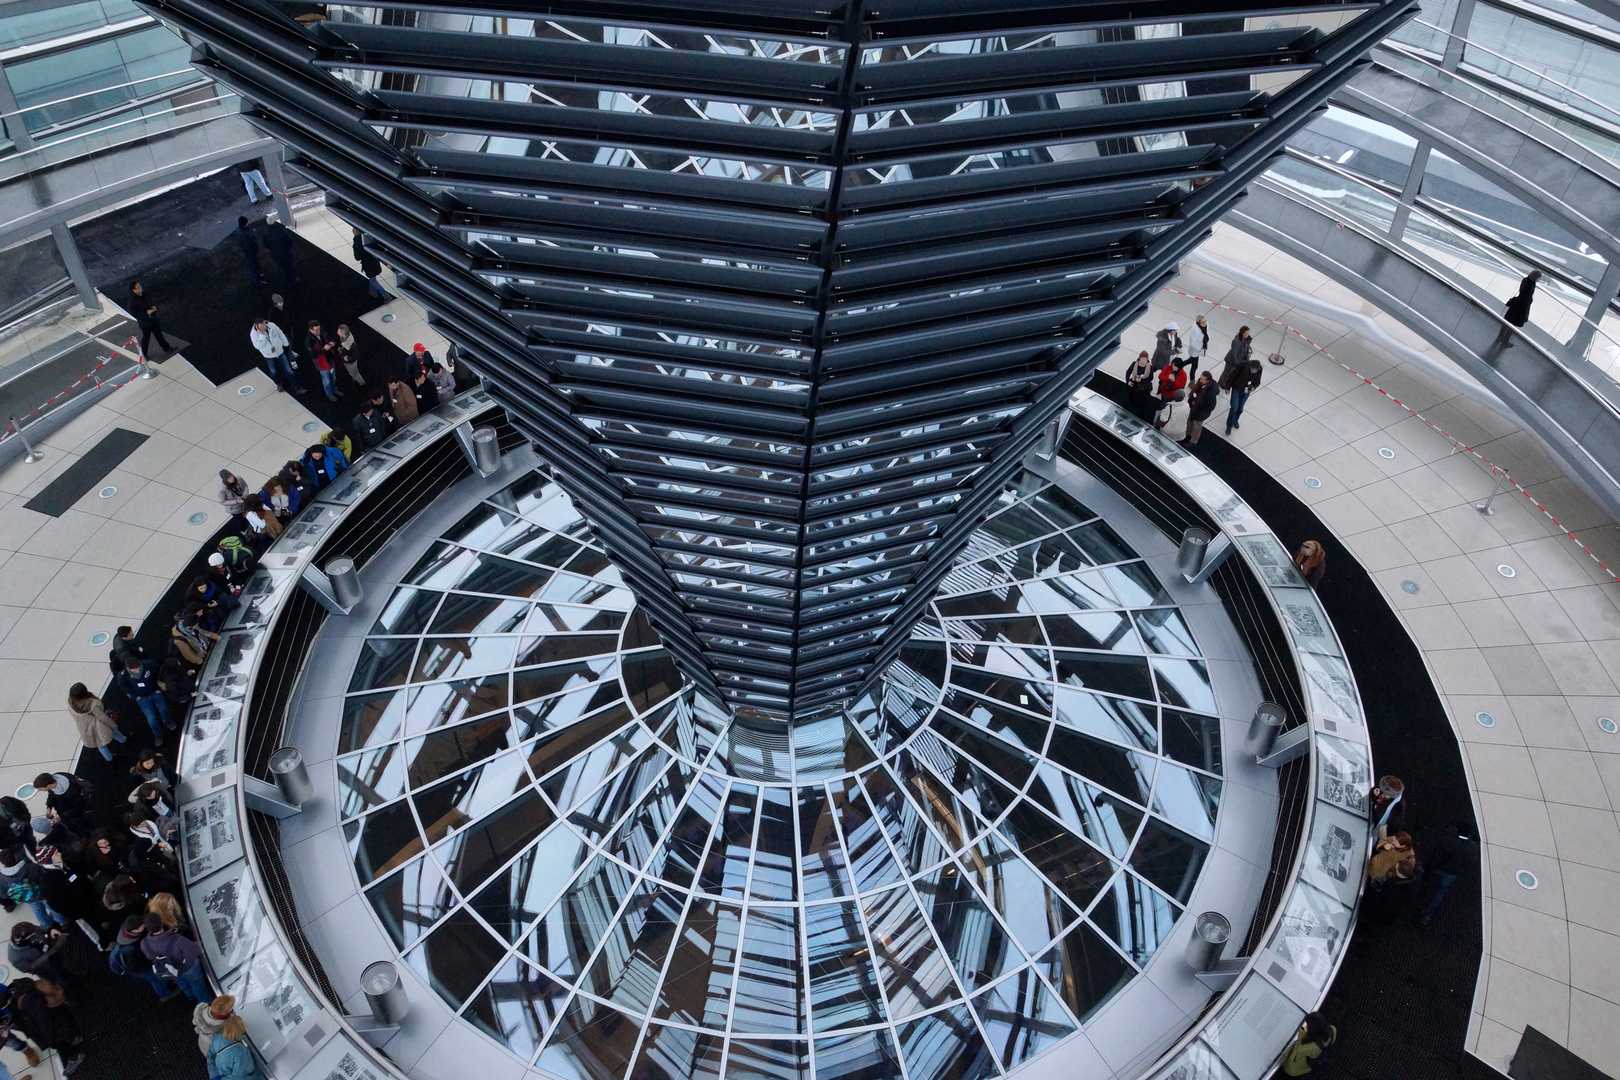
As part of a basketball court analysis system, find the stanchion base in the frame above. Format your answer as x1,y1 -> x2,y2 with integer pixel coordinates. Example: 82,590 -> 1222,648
1476,503 -> 1496,516
22,452 -> 43,464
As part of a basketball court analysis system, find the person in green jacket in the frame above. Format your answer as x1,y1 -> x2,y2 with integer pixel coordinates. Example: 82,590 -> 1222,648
206,1015 -> 264,1080
1282,1012 -> 1336,1076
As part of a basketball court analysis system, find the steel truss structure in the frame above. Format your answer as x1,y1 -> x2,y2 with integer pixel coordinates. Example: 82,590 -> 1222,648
138,0 -> 1412,721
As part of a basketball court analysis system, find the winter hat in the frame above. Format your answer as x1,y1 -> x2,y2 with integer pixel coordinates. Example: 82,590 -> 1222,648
271,293 -> 284,305
209,553 -> 225,566
1164,321 -> 1180,332
30,817 -> 50,837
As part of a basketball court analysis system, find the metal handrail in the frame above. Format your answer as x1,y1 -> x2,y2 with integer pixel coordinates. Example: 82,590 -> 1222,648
0,88 -> 238,164
0,66 -> 213,124
1269,150 -> 1620,375
1402,17 -> 1620,128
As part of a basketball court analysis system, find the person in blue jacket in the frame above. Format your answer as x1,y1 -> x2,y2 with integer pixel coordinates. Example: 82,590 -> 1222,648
301,444 -> 347,487
206,1014 -> 264,1080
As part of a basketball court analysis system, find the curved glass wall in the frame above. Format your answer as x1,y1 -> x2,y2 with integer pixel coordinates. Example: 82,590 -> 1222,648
340,467 -> 1225,1076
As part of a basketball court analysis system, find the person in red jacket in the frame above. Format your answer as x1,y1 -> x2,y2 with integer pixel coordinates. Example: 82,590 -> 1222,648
1154,358 -> 1189,428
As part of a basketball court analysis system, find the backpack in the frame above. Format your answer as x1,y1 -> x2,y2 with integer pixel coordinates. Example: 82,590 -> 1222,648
5,880 -> 39,904
218,536 -> 253,567
109,941 -> 151,977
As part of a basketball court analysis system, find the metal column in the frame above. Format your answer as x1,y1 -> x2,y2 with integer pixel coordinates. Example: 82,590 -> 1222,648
1441,0 -> 1476,72
1568,258 -> 1620,359
260,148 -> 296,229
0,58 -> 34,151
1388,142 -> 1432,243
50,223 -> 100,312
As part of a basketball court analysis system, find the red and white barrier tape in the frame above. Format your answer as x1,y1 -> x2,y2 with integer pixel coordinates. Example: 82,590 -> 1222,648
1159,285 -> 1620,584
0,336 -> 146,445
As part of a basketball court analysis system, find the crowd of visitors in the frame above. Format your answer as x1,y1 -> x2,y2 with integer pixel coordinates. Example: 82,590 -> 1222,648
1122,312 -> 1268,443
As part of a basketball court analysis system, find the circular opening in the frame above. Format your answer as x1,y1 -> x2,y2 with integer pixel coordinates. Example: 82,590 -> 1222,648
269,747 -> 303,774
1516,870 -> 1539,890
97,485 -> 117,499
1304,476 -> 1321,488
1600,717 -> 1617,734
1476,711 -> 1496,727
1194,913 -> 1232,943
1378,447 -> 1396,459
1401,580 -> 1420,594
188,512 -> 208,525
1498,564 -> 1517,578
381,313 -> 396,323
88,631 -> 109,646
237,385 -> 254,396
14,785 -> 34,800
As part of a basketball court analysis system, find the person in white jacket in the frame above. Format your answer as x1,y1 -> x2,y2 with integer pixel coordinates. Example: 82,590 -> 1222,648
1184,313 -> 1212,380
250,318 -> 301,394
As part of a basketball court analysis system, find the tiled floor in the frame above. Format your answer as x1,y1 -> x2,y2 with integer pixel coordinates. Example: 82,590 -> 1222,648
0,290 -> 328,1078
1135,222 -> 1620,1077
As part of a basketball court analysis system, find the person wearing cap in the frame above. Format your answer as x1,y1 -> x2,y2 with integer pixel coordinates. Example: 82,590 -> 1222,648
408,342 -> 434,379
1151,321 -> 1182,371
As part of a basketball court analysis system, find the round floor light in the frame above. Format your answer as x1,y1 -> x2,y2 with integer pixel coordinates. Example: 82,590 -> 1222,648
1304,476 -> 1321,488
97,485 -> 117,499
89,631 -> 109,646
381,313 -> 395,323
238,385 -> 254,396
303,421 -> 320,432
1401,580 -> 1420,594
1476,711 -> 1496,727
1516,870 -> 1539,890
1600,717 -> 1617,734
14,785 -> 33,800
188,512 -> 208,525
1378,447 -> 1396,459
1498,564 -> 1516,578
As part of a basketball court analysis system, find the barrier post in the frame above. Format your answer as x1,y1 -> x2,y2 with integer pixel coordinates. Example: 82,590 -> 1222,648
8,417 -> 42,463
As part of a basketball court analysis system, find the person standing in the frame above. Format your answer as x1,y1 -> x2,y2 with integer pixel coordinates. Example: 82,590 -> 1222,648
218,470 -> 250,518
194,996 -> 234,1058
1498,269 -> 1542,346
7,924 -> 72,990
110,916 -> 172,1002
353,227 -> 391,301
302,444 -> 347,487
304,320 -> 341,400
411,367 -> 440,414
66,684 -> 126,763
239,168 -> 273,203
1281,1012 -> 1336,1076
1150,321 -> 1181,371
0,860 -> 66,932
351,400 -> 389,452
428,360 -> 455,402
206,1014 -> 264,1080
1294,540 -> 1327,587
1184,314 -> 1211,380
407,342 -> 434,378
1123,350 -> 1156,423
388,378 -> 419,425
1224,357 -> 1262,434
33,774 -> 94,834
1182,372 -> 1218,447
249,319 -> 299,394
140,912 -> 210,1003
233,217 -> 264,288
1154,357 -> 1188,429
114,655 -> 173,746
335,324 -> 363,389
1418,821 -> 1479,926
1218,326 -> 1252,389
126,282 -> 173,359
262,219 -> 298,290
3,979 -> 84,1077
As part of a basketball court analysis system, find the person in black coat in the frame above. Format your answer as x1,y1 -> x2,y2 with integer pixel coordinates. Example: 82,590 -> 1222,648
353,227 -> 391,301
1,979 -> 84,1072
233,216 -> 264,288
351,399 -> 390,452
1497,270 -> 1542,346
262,219 -> 299,289
411,369 -> 440,414
1418,821 -> 1480,926
127,281 -> 173,358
